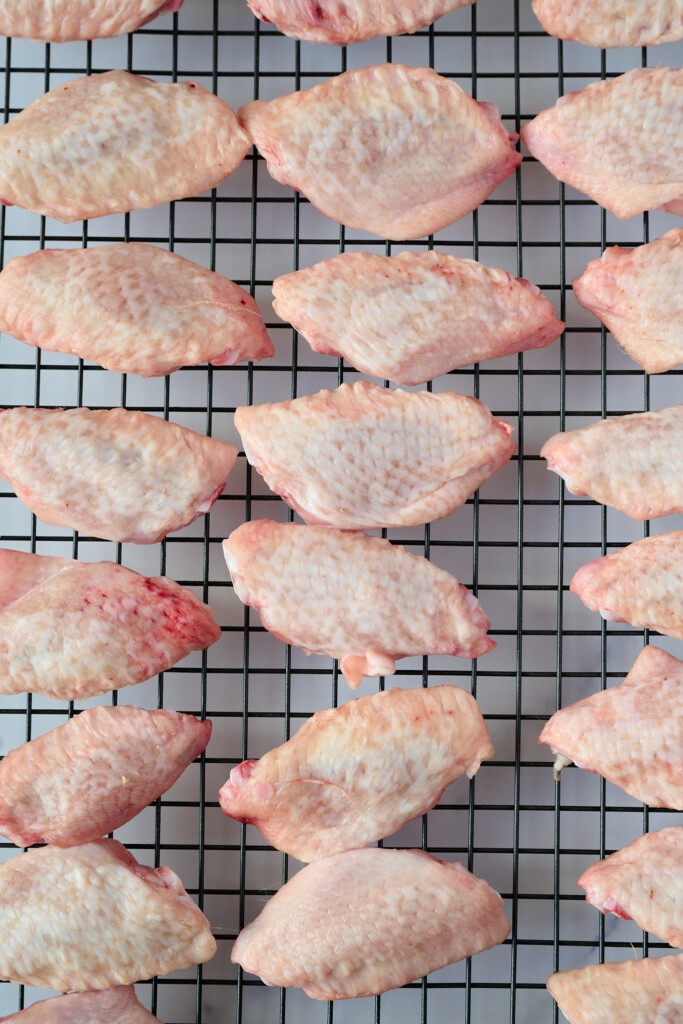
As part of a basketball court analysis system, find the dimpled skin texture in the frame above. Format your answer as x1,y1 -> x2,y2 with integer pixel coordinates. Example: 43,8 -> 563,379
0,550 -> 220,700
0,71 -> 249,222
0,840 -> 216,989
0,706 -> 211,848
239,65 -> 521,240
0,987 -> 160,1023
541,406 -> 683,521
220,686 -> 493,862
539,646 -> 683,808
547,955 -> 683,1024
272,251 -> 563,384
570,533 -> 683,639
532,0 -> 683,47
235,382 -> 516,530
578,828 -> 683,948
521,68 -> 683,220
247,0 -> 474,43
0,245 -> 273,377
232,848 -> 510,999
0,407 -> 238,544
573,229 -> 683,374
223,520 -> 494,688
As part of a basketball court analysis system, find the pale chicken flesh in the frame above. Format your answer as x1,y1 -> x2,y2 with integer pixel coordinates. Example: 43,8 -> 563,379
231,848 -> 510,999
0,840 -> 216,989
235,382 -> 515,529
521,68 -> 683,220
547,955 -> 683,1024
223,520 -> 494,688
532,0 -> 683,48
541,406 -> 683,521
0,549 -> 220,700
0,407 -> 238,544
539,645 -> 683,808
220,685 -> 493,862
272,250 -> 563,384
0,244 -> 273,377
578,827 -> 683,948
570,532 -> 683,640
0,1 -> 183,41
573,228 -> 683,374
0,987 -> 160,1023
0,71 -> 249,222
0,706 -> 211,847
239,64 -> 521,240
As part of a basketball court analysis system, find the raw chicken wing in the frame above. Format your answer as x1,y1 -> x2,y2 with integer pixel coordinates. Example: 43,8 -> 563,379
532,0 -> 683,48
578,827 -> 683,947
0,706 -> 211,847
521,68 -> 683,220
247,0 -> 474,44
0,840 -> 216,989
220,685 -> 493,861
573,229 -> 683,374
0,1 -> 183,40
0,71 -> 249,222
235,382 -> 515,529
0,407 -> 238,543
541,406 -> 683,521
223,520 -> 494,688
570,532 -> 683,639
0,987 -> 160,1023
272,250 -> 563,384
547,955 -> 683,1024
231,847 -> 510,999
239,64 -> 521,240
0,244 -> 273,376
539,645 -> 683,808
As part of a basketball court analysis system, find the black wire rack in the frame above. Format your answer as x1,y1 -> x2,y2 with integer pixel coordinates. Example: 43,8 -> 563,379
0,2 -> 681,1023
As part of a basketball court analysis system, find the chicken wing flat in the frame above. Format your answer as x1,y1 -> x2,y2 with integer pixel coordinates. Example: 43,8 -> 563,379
0,1 -> 184,41
532,0 -> 683,48
547,955 -> 683,1024
0,987 -> 160,1023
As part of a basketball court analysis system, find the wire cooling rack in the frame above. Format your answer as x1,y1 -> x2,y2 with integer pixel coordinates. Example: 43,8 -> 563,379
0,2 -> 681,1022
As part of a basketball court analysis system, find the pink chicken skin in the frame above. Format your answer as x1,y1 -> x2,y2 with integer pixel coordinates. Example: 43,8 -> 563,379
272,250 -> 563,384
223,520 -> 494,688
0,1 -> 184,41
0,706 -> 211,848
0,840 -> 216,990
0,244 -> 273,377
0,549 -> 220,701
532,0 -> 683,48
0,407 -> 238,544
220,685 -> 493,862
547,955 -> 683,1024
232,847 -> 510,999
239,64 -> 521,240
570,532 -> 683,640
539,645 -> 683,808
578,827 -> 683,948
0,987 -> 161,1023
235,383 -> 515,530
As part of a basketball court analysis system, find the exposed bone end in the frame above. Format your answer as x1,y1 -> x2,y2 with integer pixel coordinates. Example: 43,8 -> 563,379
553,753 -> 574,781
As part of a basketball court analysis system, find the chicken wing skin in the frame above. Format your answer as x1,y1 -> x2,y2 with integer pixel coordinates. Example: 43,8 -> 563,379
0,550 -> 220,700
573,229 -> 683,374
0,244 -> 273,377
220,685 -> 493,862
235,382 -> 515,530
570,532 -> 683,639
223,520 -> 494,688
0,987 -> 160,1023
247,0 -> 474,44
541,406 -> 683,521
0,840 -> 216,989
578,828 -> 683,948
0,1 -> 183,41
239,64 -> 521,240
532,0 -> 683,48
0,407 -> 238,543
272,251 -> 563,384
521,68 -> 683,220
547,955 -> 683,1024
0,71 -> 249,223
539,645 -> 683,808
0,706 -> 211,848
231,848 -> 510,999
